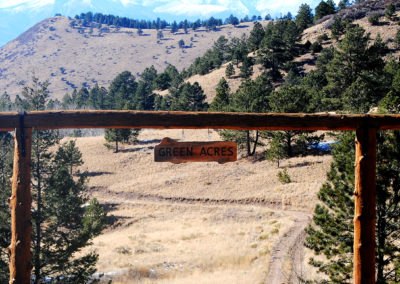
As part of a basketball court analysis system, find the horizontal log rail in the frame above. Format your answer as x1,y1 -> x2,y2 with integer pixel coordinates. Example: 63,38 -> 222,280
0,110 -> 400,131
6,109 -> 394,284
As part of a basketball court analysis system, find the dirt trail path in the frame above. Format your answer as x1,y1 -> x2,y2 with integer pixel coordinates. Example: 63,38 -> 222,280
265,210 -> 311,284
97,192 -> 312,283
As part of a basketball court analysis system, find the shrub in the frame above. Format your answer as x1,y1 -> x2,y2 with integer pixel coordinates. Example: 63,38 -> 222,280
277,168 -> 291,184
304,40 -> 312,51
317,33 -> 329,43
385,3 -> 396,20
310,41 -> 323,54
115,245 -> 132,255
368,14 -> 380,26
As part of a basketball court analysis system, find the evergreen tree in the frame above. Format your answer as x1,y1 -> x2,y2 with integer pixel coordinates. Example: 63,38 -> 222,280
140,65 -> 158,85
305,29 -> 400,282
248,22 -> 265,51
265,132 -> 287,167
209,77 -> 231,111
338,0 -> 349,10
385,3 -> 396,21
88,84 -> 107,109
169,82 -> 209,111
220,75 -> 272,156
104,128 -> 136,153
17,77 -> 106,283
268,86 -> 314,157
40,141 -> 106,282
305,132 -> 356,283
322,25 -> 387,111
0,92 -> 13,111
296,4 -> 314,31
76,87 -> 89,108
394,28 -> 400,49
258,19 -> 301,81
106,71 -> 137,109
331,17 -> 345,41
133,80 -> 155,110
54,140 -> 83,175
171,21 -> 178,33
105,71 -> 139,150
0,132 -> 13,283
225,63 -> 235,78
239,56 -> 254,79
315,0 -> 336,20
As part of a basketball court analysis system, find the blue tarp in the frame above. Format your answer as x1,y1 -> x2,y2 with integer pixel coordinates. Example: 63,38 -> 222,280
309,141 -> 338,151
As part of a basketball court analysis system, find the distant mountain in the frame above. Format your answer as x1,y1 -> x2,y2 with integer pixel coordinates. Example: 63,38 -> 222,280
0,0 -> 323,46
0,16 -> 255,99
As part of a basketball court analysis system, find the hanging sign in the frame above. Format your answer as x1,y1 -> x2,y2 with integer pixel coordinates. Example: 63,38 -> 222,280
154,137 -> 237,164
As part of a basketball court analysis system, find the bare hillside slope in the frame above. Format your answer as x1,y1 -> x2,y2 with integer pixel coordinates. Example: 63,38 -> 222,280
0,16 -> 254,99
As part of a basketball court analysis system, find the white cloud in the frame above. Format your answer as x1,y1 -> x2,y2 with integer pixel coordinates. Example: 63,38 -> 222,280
0,0 -> 54,9
154,3 -> 227,16
153,0 -> 249,17
120,0 -> 139,6
255,0 -> 324,16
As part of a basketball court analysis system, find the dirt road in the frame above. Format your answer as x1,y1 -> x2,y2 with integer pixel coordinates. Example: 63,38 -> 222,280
265,210 -> 311,284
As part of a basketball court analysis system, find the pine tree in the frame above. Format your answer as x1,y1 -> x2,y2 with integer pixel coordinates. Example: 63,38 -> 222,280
88,84 -> 107,110
305,132 -> 355,283
76,87 -> 89,108
220,75 -> 272,156
265,132 -> 287,167
239,56 -> 254,79
169,82 -> 209,111
323,25 -> 387,112
17,77 -> 106,283
248,22 -> 265,51
331,17 -> 345,41
0,132 -> 13,283
258,19 -> 301,81
296,4 -> 313,31
209,77 -> 231,111
225,63 -> 235,78
305,32 -> 400,283
105,71 -> 140,151
338,0 -> 349,10
39,141 -> 106,282
315,0 -> 336,20
385,3 -> 396,21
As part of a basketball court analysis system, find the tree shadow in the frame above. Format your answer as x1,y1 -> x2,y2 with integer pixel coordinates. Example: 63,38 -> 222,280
118,145 -> 154,153
137,139 -> 161,145
86,171 -> 113,177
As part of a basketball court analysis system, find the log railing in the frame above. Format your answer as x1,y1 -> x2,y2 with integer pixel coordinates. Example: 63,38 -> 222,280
7,110 -> 398,284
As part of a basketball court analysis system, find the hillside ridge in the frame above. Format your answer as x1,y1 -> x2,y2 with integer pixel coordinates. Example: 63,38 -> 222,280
0,16 -> 254,99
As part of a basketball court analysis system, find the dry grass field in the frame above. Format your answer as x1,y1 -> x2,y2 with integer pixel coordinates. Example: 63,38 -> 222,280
70,129 -> 332,283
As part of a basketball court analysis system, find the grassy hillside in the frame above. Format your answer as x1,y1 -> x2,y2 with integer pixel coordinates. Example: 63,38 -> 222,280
0,16 -> 255,99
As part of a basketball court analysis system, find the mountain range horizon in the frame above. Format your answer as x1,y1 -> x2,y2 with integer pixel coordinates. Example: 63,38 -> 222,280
0,0 -> 324,47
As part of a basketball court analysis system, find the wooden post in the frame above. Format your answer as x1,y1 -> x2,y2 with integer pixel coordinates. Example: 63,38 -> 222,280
354,128 -> 376,284
9,128 -> 32,284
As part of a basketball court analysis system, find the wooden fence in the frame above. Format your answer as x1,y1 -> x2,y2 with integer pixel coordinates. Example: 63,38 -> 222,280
5,110 -> 400,284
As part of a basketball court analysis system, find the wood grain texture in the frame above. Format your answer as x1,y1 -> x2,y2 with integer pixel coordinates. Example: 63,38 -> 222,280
9,128 -> 32,284
354,128 -> 376,284
1,111 -> 400,131
154,137 -> 237,164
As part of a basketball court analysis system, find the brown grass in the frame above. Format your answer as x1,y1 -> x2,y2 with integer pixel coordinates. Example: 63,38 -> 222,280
0,16 -> 256,99
69,128 -> 332,282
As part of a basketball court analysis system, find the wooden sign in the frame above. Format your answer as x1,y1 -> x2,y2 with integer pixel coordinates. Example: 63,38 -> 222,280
154,137 -> 237,164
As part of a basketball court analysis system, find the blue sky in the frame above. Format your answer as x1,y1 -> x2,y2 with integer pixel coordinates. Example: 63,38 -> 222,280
0,0 -> 330,46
